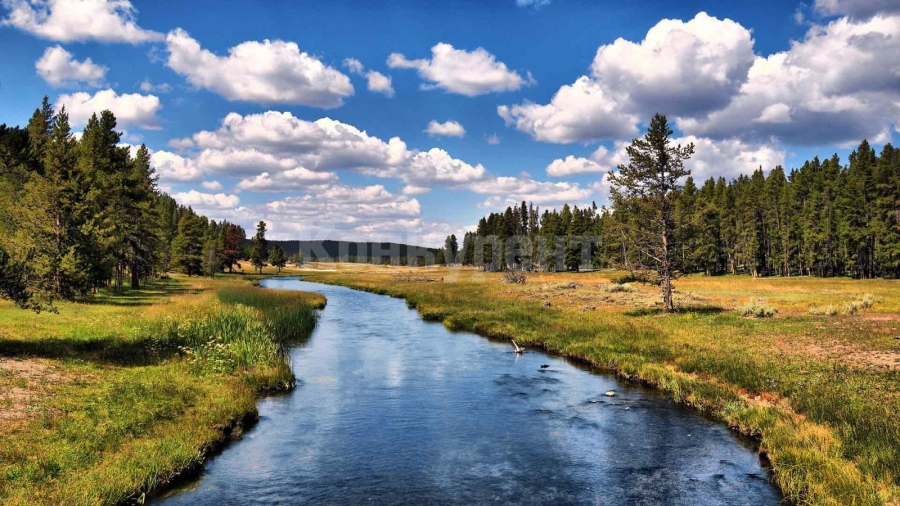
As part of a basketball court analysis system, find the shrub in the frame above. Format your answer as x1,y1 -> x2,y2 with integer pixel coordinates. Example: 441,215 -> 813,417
738,299 -> 778,318
502,270 -> 527,284
809,305 -> 839,317
611,271 -> 654,285
607,283 -> 636,293
859,293 -> 876,309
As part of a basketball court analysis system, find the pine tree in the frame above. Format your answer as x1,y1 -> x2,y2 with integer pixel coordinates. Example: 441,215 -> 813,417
608,114 -> 694,312
269,244 -> 287,272
250,221 -> 269,274
171,211 -> 205,276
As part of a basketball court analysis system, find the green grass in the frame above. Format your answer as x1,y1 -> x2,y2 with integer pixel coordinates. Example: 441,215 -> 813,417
300,264 -> 900,506
0,275 -> 324,505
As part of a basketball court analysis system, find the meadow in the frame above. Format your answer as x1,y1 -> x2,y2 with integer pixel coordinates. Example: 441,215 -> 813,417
0,272 -> 324,505
298,263 -> 900,506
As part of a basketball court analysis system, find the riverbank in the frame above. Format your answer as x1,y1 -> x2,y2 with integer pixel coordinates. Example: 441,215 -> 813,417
299,263 -> 900,506
0,274 -> 325,505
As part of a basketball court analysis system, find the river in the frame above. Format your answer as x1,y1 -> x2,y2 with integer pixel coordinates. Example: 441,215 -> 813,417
158,278 -> 782,505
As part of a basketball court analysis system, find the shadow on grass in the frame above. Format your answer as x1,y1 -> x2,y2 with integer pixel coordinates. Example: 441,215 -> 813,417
78,278 -> 206,307
0,334 -> 180,366
625,305 -> 726,317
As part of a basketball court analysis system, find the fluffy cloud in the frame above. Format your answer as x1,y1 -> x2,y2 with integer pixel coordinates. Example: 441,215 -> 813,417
469,176 -> 593,208
201,180 -> 223,191
196,147 -> 298,176
165,29 -> 353,108
344,58 -> 394,96
139,79 -> 171,93
501,11 -> 900,148
262,184 -> 427,241
343,57 -> 364,74
424,120 -> 465,137
589,12 -> 755,118
498,76 -> 638,143
149,149 -> 202,181
814,0 -> 900,18
173,189 -> 240,209
388,43 -> 530,96
57,89 -> 161,130
499,12 -> 751,143
235,168 -> 338,192
366,70 -> 394,96
182,111 -> 486,191
35,45 -> 106,87
676,136 -> 786,180
1,0 -> 162,43
402,148 -> 485,187
545,155 -> 607,177
679,13 -> 900,145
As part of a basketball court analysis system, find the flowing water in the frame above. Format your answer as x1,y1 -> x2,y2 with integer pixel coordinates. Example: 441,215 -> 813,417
159,278 -> 782,505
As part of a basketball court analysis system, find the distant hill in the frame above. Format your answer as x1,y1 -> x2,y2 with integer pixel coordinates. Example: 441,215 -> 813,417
246,239 -> 440,262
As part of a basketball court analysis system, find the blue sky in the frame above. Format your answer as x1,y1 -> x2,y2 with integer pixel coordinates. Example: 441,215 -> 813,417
1,0 -> 898,245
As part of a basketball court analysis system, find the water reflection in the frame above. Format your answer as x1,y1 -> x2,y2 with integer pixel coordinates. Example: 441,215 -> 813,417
158,278 -> 780,505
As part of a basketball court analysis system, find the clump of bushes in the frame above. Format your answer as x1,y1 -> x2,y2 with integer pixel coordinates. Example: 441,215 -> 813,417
503,270 -> 527,284
809,305 -> 839,317
606,283 -> 636,293
809,294 -> 875,317
610,271 -> 654,285
558,281 -> 583,289
738,299 -> 778,318
858,293 -> 876,309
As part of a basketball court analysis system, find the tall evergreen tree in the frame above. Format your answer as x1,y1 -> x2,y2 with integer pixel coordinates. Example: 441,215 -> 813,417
608,114 -> 694,312
250,221 -> 269,274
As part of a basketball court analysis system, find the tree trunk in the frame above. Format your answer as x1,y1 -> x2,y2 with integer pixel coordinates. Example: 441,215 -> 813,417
130,261 -> 140,290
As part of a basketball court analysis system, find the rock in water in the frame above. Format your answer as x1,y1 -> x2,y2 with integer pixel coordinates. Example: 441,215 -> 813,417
604,390 -> 616,397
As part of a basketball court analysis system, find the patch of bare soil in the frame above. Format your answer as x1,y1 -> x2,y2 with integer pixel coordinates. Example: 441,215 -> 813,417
0,358 -> 69,426
796,343 -> 900,371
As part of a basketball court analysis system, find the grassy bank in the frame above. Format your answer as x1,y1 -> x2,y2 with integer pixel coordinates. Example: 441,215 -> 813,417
0,274 -> 324,505
298,263 -> 900,506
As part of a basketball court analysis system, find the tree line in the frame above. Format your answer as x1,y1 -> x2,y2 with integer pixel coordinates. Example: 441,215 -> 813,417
0,98 -> 284,310
448,138 -> 900,279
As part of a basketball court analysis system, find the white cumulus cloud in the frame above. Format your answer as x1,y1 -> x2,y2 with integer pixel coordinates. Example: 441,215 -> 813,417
183,111 -> 486,191
589,12 -> 755,118
165,28 -> 354,108
678,13 -> 900,145
150,150 -> 202,182
174,190 -> 240,209
1,0 -> 162,43
469,176 -> 594,208
35,45 -> 107,87
424,120 -> 465,137
498,76 -> 638,143
235,168 -> 338,192
546,155 -> 607,177
57,89 -> 161,130
814,0 -> 900,19
366,70 -> 394,96
388,42 -> 530,96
